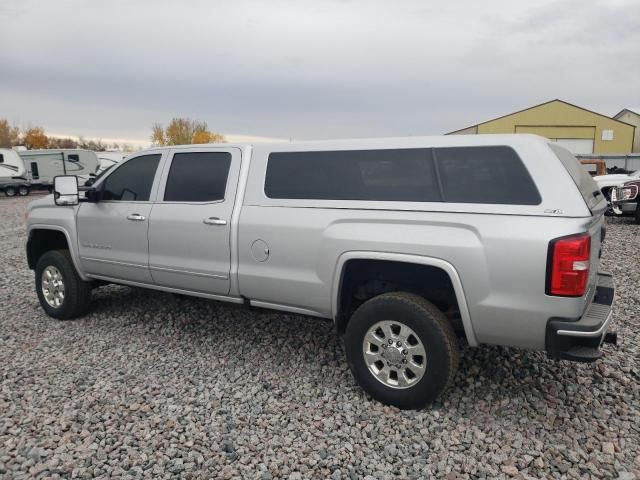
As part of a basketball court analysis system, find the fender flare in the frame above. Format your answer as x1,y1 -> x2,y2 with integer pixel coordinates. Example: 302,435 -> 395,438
331,251 -> 478,347
27,224 -> 89,281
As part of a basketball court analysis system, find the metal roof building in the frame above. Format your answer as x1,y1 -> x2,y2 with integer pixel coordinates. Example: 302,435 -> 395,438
448,99 -> 635,155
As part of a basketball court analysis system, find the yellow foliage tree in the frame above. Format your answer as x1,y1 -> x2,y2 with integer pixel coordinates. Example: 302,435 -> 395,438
0,119 -> 20,148
23,127 -> 49,149
151,118 -> 225,146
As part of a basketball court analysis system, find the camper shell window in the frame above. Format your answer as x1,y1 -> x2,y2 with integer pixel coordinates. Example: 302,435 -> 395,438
265,149 -> 440,202
264,146 -> 540,205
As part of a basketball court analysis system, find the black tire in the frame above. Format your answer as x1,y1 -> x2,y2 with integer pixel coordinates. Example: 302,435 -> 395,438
35,250 -> 92,319
4,186 -> 16,197
344,292 -> 459,409
18,186 -> 30,196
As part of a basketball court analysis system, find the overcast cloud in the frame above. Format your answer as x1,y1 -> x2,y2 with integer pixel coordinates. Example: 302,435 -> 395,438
1,0 -> 638,144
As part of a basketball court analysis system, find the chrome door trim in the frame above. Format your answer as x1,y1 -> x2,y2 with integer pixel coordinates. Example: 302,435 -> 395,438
80,256 -> 148,270
149,265 -> 229,280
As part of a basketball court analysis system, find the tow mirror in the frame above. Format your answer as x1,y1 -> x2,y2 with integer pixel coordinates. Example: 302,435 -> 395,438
53,175 -> 79,206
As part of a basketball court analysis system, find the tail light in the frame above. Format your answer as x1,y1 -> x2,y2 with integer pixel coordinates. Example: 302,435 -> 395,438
547,233 -> 591,297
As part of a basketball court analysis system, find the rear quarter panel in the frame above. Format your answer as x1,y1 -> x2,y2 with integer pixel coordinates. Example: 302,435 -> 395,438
238,208 -> 594,349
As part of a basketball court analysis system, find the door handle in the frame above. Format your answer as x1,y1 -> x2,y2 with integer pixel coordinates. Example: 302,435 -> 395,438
203,217 -> 227,226
126,213 -> 146,221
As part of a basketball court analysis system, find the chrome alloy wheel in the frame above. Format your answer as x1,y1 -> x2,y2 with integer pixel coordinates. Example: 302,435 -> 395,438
362,320 -> 427,389
41,266 -> 65,308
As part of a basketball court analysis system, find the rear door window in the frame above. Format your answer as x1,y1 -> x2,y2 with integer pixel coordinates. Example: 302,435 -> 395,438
164,151 -> 231,202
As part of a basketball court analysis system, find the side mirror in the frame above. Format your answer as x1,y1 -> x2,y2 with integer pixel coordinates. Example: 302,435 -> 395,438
53,175 -> 79,206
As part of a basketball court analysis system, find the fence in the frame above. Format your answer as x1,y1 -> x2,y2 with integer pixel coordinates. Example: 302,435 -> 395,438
576,154 -> 640,173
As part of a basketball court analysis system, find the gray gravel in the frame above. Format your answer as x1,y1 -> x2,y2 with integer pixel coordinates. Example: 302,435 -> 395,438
1,194 -> 639,479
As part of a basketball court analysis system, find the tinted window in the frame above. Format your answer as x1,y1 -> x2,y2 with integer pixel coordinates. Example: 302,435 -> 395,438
164,152 -> 231,202
31,162 -> 39,179
67,154 -> 80,162
265,149 -> 441,202
102,154 -> 160,201
0,154 -> 4,163
435,146 -> 541,205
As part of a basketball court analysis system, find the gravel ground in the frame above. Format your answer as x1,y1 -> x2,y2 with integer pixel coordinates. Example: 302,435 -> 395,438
0,194 -> 638,480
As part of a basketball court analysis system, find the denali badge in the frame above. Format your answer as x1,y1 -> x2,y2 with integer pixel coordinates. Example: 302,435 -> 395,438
82,243 -> 112,250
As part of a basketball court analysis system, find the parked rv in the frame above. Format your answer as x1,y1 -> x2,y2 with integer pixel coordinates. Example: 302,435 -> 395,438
1,149 -> 100,197
0,148 -> 30,197
18,149 -> 100,191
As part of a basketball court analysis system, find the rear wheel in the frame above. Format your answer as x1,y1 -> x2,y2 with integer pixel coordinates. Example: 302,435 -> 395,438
35,250 -> 92,319
4,186 -> 16,197
18,186 -> 30,196
344,292 -> 459,409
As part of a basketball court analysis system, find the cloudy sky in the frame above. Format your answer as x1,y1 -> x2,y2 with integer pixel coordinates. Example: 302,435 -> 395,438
1,0 -> 638,146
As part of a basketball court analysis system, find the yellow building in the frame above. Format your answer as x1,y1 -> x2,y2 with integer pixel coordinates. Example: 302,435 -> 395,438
448,99 -> 635,154
613,108 -> 640,153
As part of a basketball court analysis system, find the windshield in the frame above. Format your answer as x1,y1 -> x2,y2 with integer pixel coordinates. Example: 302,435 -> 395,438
93,165 -> 113,181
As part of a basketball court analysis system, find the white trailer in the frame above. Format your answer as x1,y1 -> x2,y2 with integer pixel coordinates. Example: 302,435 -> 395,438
0,148 -> 27,178
1,149 -> 100,197
0,149 -> 31,197
18,149 -> 100,189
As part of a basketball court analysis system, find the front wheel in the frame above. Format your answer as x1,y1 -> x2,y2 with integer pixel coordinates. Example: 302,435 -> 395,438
35,250 -> 92,319
344,292 -> 459,409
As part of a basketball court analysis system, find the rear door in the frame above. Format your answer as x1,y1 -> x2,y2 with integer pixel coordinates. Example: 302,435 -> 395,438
147,147 -> 241,294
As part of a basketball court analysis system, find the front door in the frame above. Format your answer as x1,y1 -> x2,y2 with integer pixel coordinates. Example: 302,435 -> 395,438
77,153 -> 163,283
147,148 -> 241,294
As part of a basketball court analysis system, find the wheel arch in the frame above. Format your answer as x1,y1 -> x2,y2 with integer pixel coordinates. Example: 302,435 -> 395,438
27,225 -> 89,281
331,251 -> 478,347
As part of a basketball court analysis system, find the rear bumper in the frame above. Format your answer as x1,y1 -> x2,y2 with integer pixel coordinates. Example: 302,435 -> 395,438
546,272 -> 615,362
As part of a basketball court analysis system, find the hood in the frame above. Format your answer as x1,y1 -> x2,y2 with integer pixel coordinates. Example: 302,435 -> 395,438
593,174 -> 631,182
27,194 -> 55,212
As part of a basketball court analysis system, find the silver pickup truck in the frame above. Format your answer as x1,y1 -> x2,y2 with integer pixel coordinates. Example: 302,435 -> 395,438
26,134 -> 616,409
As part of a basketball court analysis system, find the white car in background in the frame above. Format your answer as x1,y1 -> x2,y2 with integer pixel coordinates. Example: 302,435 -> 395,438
593,169 -> 640,215
97,152 -> 129,174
